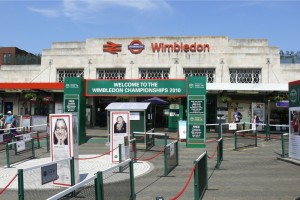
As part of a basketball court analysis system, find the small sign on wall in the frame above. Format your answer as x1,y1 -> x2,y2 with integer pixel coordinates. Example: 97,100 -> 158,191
17,141 -> 26,152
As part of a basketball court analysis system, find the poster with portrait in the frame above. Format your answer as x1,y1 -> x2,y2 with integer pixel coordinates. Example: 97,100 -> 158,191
50,113 -> 79,186
110,111 -> 130,163
289,107 -> 300,160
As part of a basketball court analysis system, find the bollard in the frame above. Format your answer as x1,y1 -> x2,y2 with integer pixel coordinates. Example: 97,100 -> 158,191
255,130 -> 258,147
96,171 -> 104,200
18,169 -> 24,200
281,133 -> 285,158
234,132 -> 237,150
130,160 -> 136,200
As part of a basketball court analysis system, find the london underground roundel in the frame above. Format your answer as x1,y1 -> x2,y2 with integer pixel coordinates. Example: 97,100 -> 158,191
128,40 -> 145,54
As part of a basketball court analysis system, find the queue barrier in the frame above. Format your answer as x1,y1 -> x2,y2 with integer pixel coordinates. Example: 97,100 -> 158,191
18,157 -> 75,200
6,138 -> 35,168
47,159 -> 136,200
164,140 -> 179,176
281,133 -> 289,158
133,130 -> 168,151
234,129 -> 258,150
194,152 -> 208,200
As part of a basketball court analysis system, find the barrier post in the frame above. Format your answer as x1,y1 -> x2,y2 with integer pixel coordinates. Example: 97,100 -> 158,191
164,133 -> 168,147
255,129 -> 258,147
193,161 -> 199,199
218,123 -> 222,139
18,169 -> 24,200
133,139 -> 137,163
176,141 -> 179,166
243,122 -> 245,130
14,143 -> 17,155
96,171 -> 104,200
130,160 -> 136,200
36,131 -> 41,148
164,145 -> 167,176
70,157 -> 75,196
234,132 -> 237,150
31,138 -> 35,159
6,142 -> 10,168
119,144 -> 122,172
281,133 -> 285,158
46,133 -> 50,153
266,124 -> 270,140
216,138 -> 223,169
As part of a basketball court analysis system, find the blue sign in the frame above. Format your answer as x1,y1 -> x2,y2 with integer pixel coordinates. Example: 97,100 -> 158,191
276,101 -> 289,107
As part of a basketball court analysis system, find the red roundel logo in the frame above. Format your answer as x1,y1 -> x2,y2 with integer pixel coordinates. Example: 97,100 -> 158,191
128,40 -> 145,54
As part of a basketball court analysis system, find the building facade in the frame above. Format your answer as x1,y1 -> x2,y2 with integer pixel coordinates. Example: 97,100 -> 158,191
0,36 -> 299,127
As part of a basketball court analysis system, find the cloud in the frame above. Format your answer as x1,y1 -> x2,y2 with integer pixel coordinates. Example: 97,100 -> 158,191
27,0 -> 170,20
28,7 -> 60,18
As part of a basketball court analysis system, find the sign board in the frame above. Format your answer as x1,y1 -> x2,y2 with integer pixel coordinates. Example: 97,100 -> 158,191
130,112 -> 140,120
22,116 -> 31,128
276,101 -> 289,107
23,133 -> 31,140
86,80 -> 187,96
31,116 -> 47,132
41,163 -> 58,185
17,141 -> 26,152
64,98 -> 79,112
288,80 -> 300,160
110,111 -> 130,162
186,76 -> 206,148
50,113 -> 79,186
229,123 -> 237,130
178,120 -> 187,140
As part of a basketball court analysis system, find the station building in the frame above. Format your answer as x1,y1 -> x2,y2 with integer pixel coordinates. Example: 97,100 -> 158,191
0,36 -> 298,128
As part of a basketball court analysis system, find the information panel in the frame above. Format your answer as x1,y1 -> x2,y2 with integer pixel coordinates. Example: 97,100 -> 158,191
86,79 -> 187,96
186,77 -> 206,148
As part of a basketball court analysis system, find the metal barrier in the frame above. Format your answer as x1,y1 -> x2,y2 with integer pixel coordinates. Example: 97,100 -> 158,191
215,138 -> 223,169
194,152 -> 208,200
206,123 -> 221,139
281,133 -> 289,158
164,140 -> 179,176
18,157 -> 75,200
6,138 -> 35,168
234,129 -> 258,150
133,130 -> 167,151
48,159 -> 136,200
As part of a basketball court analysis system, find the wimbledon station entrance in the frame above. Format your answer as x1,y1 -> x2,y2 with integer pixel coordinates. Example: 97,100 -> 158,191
63,77 -> 207,148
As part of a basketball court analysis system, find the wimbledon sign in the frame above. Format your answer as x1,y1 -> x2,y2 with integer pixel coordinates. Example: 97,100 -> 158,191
87,80 -> 187,96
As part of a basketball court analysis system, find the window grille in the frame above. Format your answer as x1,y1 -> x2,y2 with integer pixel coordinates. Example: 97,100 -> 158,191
139,69 -> 170,79
229,69 -> 261,83
3,54 -> 11,64
56,69 -> 84,82
183,68 -> 215,83
96,69 -> 126,79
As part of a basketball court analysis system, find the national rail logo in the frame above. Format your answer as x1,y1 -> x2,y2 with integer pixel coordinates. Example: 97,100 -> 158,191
103,42 -> 122,54
128,40 -> 145,54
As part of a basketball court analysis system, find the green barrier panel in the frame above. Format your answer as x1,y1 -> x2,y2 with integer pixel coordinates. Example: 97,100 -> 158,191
164,141 -> 179,176
194,152 -> 208,200
216,138 -> 223,169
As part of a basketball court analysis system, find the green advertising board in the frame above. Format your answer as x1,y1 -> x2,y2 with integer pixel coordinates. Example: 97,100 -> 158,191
64,78 -> 86,145
86,80 -> 187,96
186,77 -> 206,148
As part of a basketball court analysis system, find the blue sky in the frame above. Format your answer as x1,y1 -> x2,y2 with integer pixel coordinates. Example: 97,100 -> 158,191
0,0 -> 299,54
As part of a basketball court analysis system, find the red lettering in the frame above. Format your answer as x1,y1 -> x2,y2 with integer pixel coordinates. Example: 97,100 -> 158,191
151,43 -> 162,52
197,44 -> 203,52
204,44 -> 210,52
164,44 -> 173,52
174,43 -> 180,52
183,44 -> 189,52
190,43 -> 196,52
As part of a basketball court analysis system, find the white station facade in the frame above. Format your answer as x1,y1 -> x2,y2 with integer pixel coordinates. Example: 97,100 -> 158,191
0,36 -> 299,127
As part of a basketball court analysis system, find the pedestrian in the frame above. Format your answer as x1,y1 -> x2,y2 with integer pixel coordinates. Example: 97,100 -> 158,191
10,115 -> 19,140
0,113 -> 5,135
4,111 -> 13,129
233,107 -> 243,130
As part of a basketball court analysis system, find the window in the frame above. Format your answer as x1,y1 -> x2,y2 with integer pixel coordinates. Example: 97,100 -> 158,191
229,69 -> 261,83
3,54 -> 11,64
139,69 -> 170,79
56,69 -> 84,82
184,68 -> 215,83
96,69 -> 126,79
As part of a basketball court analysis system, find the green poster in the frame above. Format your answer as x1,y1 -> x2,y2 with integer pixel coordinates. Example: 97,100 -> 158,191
186,77 -> 206,148
64,98 -> 78,112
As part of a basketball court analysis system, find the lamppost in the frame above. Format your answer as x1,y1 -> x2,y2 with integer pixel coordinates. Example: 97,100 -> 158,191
49,59 -> 52,82
88,59 -> 92,79
266,58 -> 270,83
220,58 -> 224,82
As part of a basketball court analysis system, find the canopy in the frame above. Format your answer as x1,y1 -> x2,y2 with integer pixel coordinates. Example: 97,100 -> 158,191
143,97 -> 169,104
